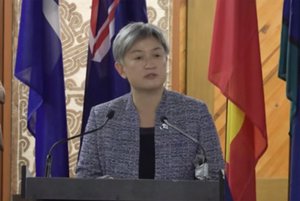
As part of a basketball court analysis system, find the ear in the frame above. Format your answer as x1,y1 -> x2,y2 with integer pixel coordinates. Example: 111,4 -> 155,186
115,62 -> 127,79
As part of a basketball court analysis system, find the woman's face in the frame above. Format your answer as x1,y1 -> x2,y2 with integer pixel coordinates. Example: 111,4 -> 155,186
115,37 -> 167,93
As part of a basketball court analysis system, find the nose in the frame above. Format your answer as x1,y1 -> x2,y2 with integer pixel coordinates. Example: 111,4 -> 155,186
144,56 -> 156,69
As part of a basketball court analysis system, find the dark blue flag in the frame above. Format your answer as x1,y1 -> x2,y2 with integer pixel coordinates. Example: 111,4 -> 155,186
81,0 -> 148,133
279,0 -> 300,200
15,0 -> 69,177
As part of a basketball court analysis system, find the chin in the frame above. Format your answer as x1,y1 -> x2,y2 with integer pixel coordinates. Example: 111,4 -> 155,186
136,85 -> 164,92
146,86 -> 164,91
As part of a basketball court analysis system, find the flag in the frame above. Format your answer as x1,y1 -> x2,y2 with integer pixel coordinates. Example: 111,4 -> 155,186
278,0 -> 300,200
208,0 -> 268,200
15,0 -> 69,177
81,0 -> 148,133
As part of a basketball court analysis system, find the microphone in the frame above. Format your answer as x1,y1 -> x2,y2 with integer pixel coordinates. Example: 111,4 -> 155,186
45,110 -> 115,177
160,116 -> 209,180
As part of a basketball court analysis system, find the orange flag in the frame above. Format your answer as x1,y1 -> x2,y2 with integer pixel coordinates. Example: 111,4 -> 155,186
208,0 -> 268,201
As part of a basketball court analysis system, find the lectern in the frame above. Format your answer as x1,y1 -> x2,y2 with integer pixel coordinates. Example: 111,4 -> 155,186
18,167 -> 224,201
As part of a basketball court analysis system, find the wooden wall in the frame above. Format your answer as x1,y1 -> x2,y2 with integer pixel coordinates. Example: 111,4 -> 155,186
255,0 -> 289,179
184,0 -> 289,200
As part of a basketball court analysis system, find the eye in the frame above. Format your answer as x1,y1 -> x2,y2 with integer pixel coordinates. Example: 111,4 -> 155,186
134,56 -> 143,60
152,50 -> 165,58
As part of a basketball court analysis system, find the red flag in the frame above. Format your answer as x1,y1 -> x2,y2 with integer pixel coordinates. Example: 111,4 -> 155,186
208,0 -> 268,200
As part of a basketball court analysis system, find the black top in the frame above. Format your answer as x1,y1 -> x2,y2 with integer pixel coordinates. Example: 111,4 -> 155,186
139,127 -> 155,179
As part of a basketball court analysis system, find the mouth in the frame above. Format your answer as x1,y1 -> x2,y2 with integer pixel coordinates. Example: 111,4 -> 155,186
144,73 -> 158,79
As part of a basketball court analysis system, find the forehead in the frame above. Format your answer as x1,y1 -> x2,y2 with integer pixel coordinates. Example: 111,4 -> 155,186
127,37 -> 163,52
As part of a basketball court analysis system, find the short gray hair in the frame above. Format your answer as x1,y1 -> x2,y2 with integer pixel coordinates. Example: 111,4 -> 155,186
112,22 -> 169,64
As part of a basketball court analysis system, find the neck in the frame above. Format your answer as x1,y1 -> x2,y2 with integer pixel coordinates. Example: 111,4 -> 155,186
132,88 -> 164,112
131,88 -> 164,127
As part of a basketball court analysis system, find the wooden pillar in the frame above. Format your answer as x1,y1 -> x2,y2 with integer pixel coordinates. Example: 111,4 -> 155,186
1,0 -> 13,200
186,0 -> 216,112
171,0 -> 187,93
0,0 -> 4,198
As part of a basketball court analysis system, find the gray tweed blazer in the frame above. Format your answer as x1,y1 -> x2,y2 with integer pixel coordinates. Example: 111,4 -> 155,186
76,90 -> 224,180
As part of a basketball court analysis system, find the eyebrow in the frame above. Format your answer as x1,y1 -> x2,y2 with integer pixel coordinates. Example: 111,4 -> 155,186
128,47 -> 164,54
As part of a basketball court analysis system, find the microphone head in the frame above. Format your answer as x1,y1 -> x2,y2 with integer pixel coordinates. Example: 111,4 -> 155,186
106,110 -> 115,119
160,116 -> 168,123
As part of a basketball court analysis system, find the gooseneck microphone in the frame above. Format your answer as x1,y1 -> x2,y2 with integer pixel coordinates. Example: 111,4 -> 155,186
160,116 -> 207,159
45,110 -> 115,177
160,116 -> 209,180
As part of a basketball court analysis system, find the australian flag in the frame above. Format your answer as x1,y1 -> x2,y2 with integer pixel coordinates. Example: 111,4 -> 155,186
81,0 -> 148,133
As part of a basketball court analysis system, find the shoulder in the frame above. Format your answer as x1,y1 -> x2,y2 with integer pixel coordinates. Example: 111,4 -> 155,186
160,90 -> 212,123
90,93 -> 131,120
165,90 -> 208,111
94,93 -> 130,109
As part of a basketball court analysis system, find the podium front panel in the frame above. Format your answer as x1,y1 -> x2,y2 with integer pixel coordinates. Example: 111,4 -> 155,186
22,177 -> 223,201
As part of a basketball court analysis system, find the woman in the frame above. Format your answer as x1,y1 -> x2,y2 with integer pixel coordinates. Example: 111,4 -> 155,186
76,22 -> 224,180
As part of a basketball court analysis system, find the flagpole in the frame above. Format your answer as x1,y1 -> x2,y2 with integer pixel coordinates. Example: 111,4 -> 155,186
224,98 -> 229,169
288,129 -> 292,201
